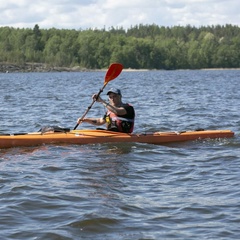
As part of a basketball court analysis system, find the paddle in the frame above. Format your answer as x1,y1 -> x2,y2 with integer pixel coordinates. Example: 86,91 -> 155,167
73,63 -> 123,130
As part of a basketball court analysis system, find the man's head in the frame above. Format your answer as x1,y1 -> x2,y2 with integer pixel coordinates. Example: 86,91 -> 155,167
107,88 -> 122,105
107,88 -> 122,96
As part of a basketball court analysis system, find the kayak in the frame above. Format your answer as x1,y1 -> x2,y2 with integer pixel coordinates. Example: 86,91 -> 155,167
0,128 -> 234,149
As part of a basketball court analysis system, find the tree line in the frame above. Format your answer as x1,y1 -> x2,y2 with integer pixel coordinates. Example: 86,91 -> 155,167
0,23 -> 240,70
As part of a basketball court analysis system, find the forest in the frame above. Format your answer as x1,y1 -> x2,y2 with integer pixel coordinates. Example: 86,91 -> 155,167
0,23 -> 240,70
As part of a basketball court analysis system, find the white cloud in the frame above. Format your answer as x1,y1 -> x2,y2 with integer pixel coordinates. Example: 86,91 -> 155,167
0,0 -> 239,30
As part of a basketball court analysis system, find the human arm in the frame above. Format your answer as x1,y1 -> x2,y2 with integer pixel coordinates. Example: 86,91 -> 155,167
77,117 -> 106,126
93,94 -> 127,115
103,102 -> 127,115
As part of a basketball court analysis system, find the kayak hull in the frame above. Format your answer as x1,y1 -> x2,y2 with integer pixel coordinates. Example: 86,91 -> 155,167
0,129 -> 234,149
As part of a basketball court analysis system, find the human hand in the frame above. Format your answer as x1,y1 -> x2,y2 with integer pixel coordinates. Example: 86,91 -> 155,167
77,118 -> 83,124
92,93 -> 103,102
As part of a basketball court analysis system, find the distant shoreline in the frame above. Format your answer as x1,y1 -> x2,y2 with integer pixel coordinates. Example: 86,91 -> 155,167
0,63 -> 239,73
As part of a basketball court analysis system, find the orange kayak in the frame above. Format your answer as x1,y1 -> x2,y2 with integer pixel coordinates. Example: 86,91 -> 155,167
0,129 -> 234,149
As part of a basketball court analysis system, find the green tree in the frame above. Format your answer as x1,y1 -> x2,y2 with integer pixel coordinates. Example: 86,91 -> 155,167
1,24 -> 240,69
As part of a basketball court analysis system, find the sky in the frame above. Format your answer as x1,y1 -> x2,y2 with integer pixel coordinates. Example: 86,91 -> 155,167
0,0 -> 240,30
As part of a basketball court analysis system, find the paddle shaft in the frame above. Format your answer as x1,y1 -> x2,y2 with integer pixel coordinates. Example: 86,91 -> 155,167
74,63 -> 123,130
73,83 -> 107,130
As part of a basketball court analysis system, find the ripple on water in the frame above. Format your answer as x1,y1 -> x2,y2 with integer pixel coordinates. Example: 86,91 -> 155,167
0,70 -> 239,239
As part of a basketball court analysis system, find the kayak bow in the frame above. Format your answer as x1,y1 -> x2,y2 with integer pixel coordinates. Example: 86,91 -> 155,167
0,129 -> 234,149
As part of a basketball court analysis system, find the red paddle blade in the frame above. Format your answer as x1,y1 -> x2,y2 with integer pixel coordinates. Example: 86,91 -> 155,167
104,63 -> 123,84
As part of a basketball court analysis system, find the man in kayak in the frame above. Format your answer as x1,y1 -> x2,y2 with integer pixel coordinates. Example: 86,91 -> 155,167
77,88 -> 135,133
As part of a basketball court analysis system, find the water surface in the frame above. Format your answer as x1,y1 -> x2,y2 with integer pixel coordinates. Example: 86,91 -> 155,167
0,70 -> 239,239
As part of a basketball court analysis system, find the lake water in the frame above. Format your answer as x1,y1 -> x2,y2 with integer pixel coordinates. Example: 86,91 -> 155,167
0,69 -> 240,239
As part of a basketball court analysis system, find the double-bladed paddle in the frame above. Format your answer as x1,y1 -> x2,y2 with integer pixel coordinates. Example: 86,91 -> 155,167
73,63 -> 123,130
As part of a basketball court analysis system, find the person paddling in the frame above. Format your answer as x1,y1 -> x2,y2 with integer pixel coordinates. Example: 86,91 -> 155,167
77,88 -> 135,133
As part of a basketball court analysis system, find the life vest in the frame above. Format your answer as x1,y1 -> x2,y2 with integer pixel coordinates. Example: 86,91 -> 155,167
105,104 -> 135,133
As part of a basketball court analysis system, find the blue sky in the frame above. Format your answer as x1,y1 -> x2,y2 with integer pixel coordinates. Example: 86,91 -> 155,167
1,0 -> 239,30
